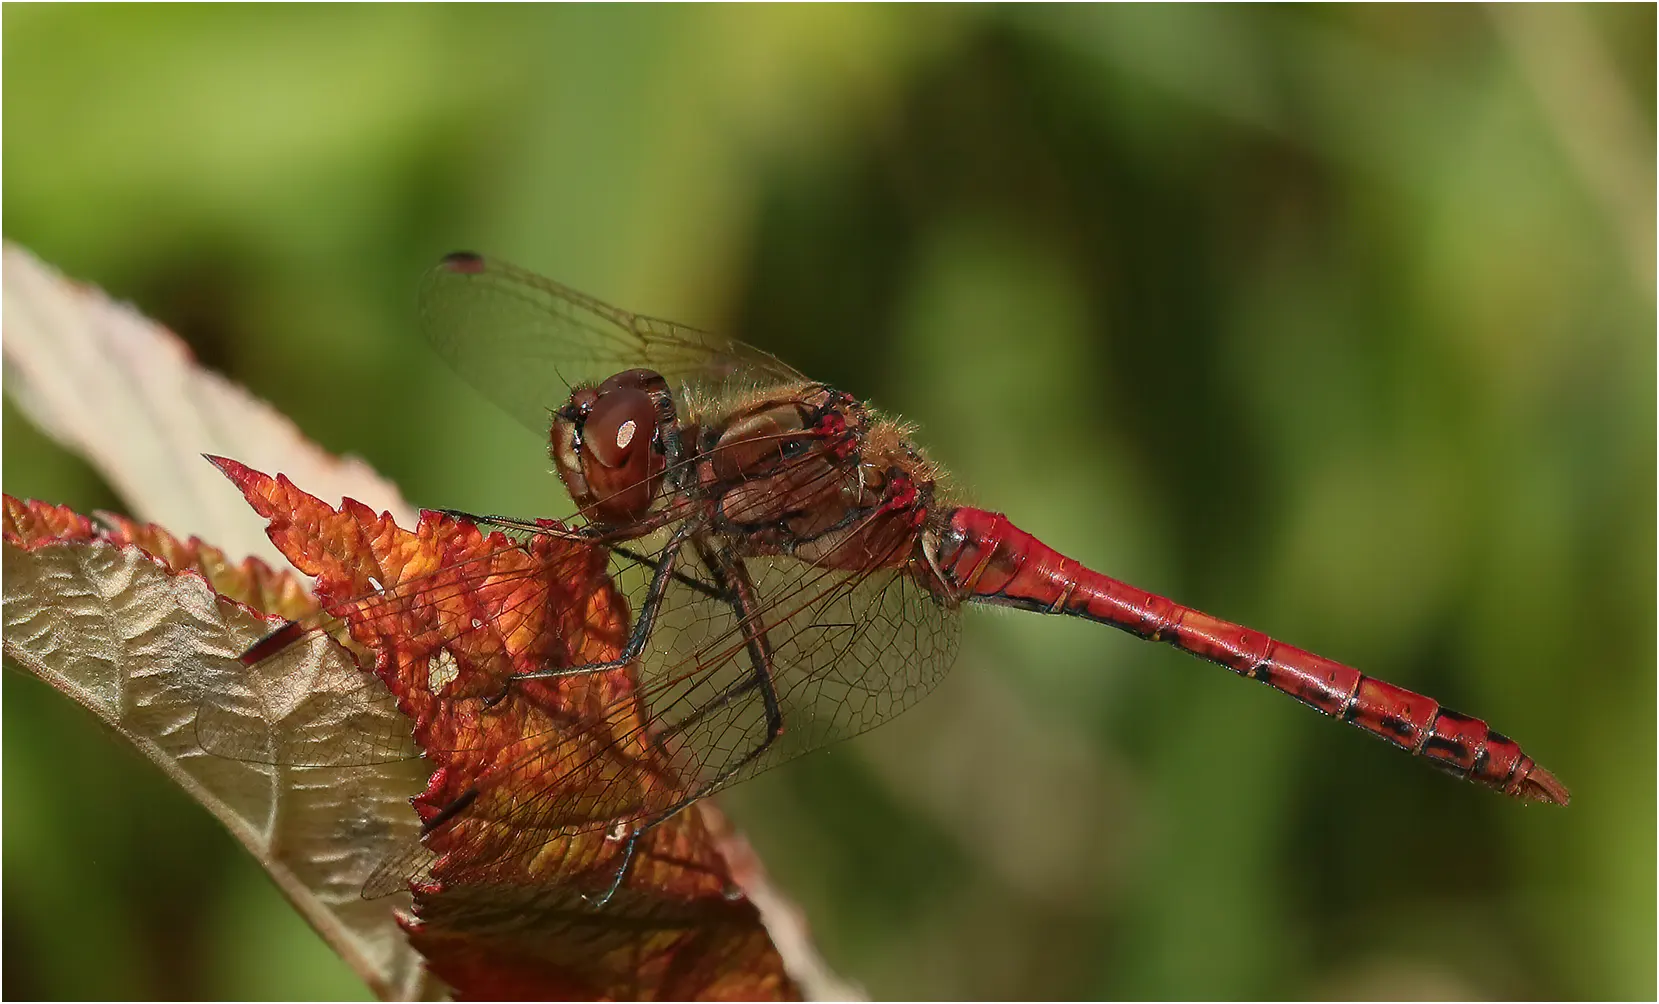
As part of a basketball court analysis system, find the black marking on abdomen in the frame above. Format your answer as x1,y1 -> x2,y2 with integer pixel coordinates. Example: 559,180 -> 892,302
1421,733 -> 1472,763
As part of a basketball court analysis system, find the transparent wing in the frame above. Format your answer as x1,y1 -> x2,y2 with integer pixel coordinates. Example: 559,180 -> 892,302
384,507 -> 962,882
634,546 -> 960,799
372,515 -> 961,896
199,512 -> 959,900
419,252 -> 807,436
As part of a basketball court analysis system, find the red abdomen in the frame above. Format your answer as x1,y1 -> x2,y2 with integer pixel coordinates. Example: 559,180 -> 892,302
933,507 -> 1568,805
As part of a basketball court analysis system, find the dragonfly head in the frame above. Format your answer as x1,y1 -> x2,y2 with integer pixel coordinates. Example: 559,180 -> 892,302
551,368 -> 674,526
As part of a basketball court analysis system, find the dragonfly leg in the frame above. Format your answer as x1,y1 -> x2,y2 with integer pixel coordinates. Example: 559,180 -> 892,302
484,520 -> 704,706
608,543 -> 727,601
582,547 -> 785,910
434,506 -> 728,601
427,507 -> 585,541
581,828 -> 642,909
681,541 -> 785,764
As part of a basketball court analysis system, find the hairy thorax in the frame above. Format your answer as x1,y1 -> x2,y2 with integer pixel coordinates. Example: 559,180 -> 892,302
685,382 -> 946,573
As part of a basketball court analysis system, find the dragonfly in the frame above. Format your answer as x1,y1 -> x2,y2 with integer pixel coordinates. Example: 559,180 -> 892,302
202,251 -> 1568,909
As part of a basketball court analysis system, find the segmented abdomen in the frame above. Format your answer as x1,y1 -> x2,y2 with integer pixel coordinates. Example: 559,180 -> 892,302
935,507 -> 1568,805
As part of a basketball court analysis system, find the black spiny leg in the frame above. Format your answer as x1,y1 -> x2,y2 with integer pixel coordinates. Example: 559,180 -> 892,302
484,519 -> 704,707
431,507 -> 724,600
583,543 -> 785,910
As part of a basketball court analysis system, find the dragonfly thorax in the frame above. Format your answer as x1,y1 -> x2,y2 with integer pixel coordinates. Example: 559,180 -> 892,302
690,383 -> 945,577
694,384 -> 865,527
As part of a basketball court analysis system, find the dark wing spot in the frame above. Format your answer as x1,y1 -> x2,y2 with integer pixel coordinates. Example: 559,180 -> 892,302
438,250 -> 487,274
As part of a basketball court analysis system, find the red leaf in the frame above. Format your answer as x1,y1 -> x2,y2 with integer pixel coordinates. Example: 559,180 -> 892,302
4,495 -> 316,622
215,459 -> 802,1000
4,496 -> 99,546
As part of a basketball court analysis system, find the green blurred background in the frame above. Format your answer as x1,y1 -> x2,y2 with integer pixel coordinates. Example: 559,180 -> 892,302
4,5 -> 1653,999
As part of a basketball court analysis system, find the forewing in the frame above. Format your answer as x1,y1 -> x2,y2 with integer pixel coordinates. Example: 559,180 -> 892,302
643,550 -> 962,793
419,253 -> 806,436
638,551 -> 961,798
354,530 -> 960,899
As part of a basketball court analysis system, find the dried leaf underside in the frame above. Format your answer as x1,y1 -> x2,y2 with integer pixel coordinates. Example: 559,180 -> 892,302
2,497 -> 433,1000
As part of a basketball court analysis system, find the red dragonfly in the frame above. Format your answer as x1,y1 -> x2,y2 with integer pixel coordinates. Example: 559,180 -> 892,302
203,252 -> 1568,907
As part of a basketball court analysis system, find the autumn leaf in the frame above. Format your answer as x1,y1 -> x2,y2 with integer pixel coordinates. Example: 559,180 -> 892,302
208,457 -> 802,1000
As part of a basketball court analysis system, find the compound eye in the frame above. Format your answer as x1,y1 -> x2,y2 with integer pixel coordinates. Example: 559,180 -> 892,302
584,388 -> 656,470
597,368 -> 667,396
576,386 -> 666,524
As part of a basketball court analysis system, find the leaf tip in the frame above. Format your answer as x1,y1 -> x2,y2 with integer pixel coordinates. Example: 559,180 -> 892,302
202,453 -> 240,476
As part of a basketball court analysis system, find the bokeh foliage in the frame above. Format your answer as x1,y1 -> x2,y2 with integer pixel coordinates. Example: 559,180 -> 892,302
4,5 -> 1652,999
